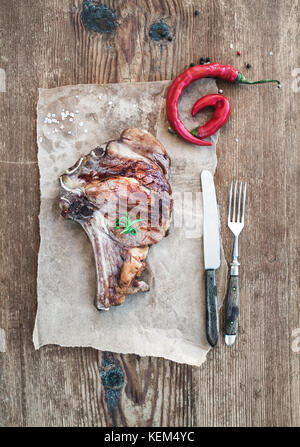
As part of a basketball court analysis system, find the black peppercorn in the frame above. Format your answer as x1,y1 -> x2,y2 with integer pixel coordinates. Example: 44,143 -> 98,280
200,57 -> 205,64
194,10 -> 200,16
190,63 -> 195,67
167,35 -> 173,41
206,57 -> 211,63
246,63 -> 251,69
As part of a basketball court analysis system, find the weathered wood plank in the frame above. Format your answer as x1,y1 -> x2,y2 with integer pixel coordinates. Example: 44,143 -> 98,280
0,0 -> 299,427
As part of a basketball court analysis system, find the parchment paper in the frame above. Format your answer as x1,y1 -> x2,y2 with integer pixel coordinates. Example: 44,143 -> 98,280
33,79 -> 227,366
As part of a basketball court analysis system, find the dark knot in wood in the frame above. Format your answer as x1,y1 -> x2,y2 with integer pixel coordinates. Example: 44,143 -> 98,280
81,0 -> 118,35
149,22 -> 171,41
99,352 -> 124,411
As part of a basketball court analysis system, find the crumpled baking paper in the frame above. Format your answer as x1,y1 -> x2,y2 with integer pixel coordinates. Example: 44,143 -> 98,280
33,79 -> 227,366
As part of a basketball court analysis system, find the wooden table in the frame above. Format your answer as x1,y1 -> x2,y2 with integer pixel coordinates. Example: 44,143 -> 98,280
0,0 -> 299,427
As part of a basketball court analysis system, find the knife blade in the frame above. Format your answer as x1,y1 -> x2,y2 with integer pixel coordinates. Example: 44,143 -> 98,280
201,170 -> 220,347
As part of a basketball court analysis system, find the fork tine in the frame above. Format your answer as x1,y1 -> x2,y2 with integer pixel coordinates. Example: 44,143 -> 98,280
232,180 -> 237,222
241,182 -> 247,224
237,182 -> 243,222
228,181 -> 233,224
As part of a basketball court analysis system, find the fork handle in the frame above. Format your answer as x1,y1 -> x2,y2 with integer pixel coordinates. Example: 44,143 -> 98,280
224,272 -> 240,344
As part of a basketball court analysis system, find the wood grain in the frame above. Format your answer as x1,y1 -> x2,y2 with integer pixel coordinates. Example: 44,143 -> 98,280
0,0 -> 299,427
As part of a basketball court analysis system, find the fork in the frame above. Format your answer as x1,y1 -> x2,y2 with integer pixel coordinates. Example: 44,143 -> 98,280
224,181 -> 247,346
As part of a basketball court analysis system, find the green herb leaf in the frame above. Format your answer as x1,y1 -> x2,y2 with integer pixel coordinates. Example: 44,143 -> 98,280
114,212 -> 145,236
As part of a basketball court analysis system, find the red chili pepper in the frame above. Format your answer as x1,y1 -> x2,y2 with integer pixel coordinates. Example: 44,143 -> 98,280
191,94 -> 231,139
166,63 -> 281,146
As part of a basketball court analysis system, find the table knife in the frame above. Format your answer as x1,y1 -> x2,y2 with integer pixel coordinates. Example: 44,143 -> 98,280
201,170 -> 221,347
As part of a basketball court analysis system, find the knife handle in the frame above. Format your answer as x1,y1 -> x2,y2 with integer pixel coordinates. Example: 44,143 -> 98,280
224,274 -> 240,340
205,269 -> 219,347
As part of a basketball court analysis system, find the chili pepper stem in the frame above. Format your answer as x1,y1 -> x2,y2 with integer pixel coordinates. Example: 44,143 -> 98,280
168,127 -> 179,137
169,126 -> 209,139
237,72 -> 281,87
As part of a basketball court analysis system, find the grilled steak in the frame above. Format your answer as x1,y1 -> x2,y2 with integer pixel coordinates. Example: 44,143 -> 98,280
59,128 -> 173,310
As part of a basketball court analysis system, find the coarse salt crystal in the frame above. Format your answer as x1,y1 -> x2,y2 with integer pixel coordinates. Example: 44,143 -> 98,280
70,112 -> 75,117
269,51 -> 273,56
230,43 -> 233,49
69,118 -> 73,122
108,101 -> 113,105
98,96 -> 102,99
68,131 -> 72,135
60,125 -> 64,129
84,129 -> 88,133
39,137 -> 43,143
75,110 -> 79,114
79,122 -> 83,126
52,113 -> 56,117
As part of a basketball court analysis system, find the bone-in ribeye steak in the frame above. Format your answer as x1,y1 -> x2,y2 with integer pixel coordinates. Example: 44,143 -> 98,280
59,128 -> 173,310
